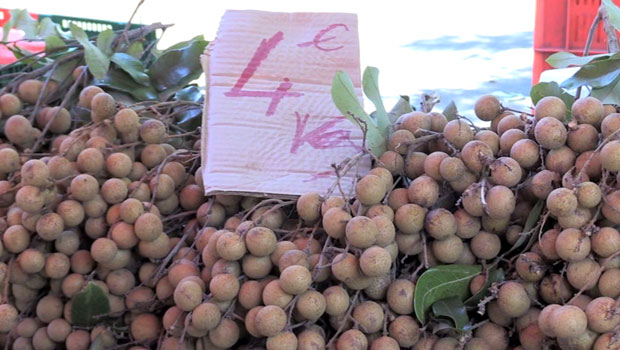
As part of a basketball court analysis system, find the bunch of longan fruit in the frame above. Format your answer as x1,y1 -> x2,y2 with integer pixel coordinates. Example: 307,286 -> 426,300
0,70 -> 620,350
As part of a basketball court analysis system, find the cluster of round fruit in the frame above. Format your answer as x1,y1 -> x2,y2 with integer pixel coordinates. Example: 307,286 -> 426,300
1,69 -> 620,350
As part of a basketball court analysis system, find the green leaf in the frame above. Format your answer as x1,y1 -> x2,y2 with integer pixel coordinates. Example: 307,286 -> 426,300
126,41 -> 144,59
442,101 -> 458,121
70,23 -> 109,80
546,51 -> 610,69
603,0 -> 620,32
149,36 -> 208,92
95,67 -> 159,101
36,18 -> 59,39
530,81 -> 575,116
111,53 -> 150,86
432,297 -> 470,331
52,59 -> 79,82
71,282 -> 110,327
174,86 -> 203,131
45,36 -> 66,53
388,95 -> 413,123
561,59 -> 620,89
591,75 -> 620,104
10,9 -> 37,39
465,268 -> 505,305
89,334 -> 105,350
505,200 -> 545,254
96,29 -> 115,56
414,264 -> 481,325
331,71 -> 386,157
362,66 -> 389,131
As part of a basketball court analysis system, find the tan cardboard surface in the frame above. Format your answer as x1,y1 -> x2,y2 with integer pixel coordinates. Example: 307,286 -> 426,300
201,10 -> 370,198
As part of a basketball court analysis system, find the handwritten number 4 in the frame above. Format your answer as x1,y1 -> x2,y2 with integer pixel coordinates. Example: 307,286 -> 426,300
224,31 -> 303,116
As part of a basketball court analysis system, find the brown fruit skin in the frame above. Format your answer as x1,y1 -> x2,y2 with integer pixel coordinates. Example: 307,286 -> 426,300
485,185 -> 515,219
546,187 -> 578,217
510,139 -> 539,169
407,175 -> 439,208
603,190 -> 620,224
0,93 -> 22,116
550,305 -> 588,339
443,119 -> 474,149
90,92 -> 116,122
130,313 -> 161,342
255,305 -> 287,337
499,129 -> 527,154
432,235 -> 463,263
535,117 -> 567,149
601,140 -> 620,172
497,114 -> 525,135
378,151 -> 404,175
5,115 -> 34,147
388,315 -> 420,347
337,329 -> 368,350
535,96 -> 566,121
572,96 -> 604,126
568,123 -> 599,152
585,297 -> 620,333
423,151 -> 449,181
397,111 -> 431,134
424,208 -> 457,240
489,157 -> 522,187
555,228 -> 591,262
474,95 -> 502,121
497,281 -> 530,318
594,333 -> 620,350
355,174 -> 386,206
387,279 -> 414,315
461,140 -> 494,174
599,268 -> 620,298
567,258 -> 601,290
470,231 -> 501,260
389,129 -> 415,154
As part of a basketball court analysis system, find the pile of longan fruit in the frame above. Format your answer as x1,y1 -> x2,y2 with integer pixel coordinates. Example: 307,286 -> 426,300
0,70 -> 620,350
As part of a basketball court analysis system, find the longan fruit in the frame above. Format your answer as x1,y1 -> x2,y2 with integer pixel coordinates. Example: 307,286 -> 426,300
294,290 -> 326,322
404,152 -> 427,180
45,253 -> 70,279
550,305 -> 587,339
432,235 -> 463,263
15,185 -> 44,213
485,185 -> 515,219
423,151 -> 449,181
90,237 -> 118,264
36,212 -> 64,241
386,279 -> 414,315
110,107 -> 139,132
140,144 -> 166,168
395,232 -> 423,255
244,227 -> 277,257
439,157 -> 466,182
4,114 -> 34,147
546,187 -> 578,217
36,295 -> 63,323
173,279 -> 203,311
345,215 -> 378,248
0,304 -> 18,333
90,92 -> 116,122
242,254 -> 272,279
388,129 -> 415,154
20,159 -> 48,187
359,246 -> 391,277
280,265 -> 311,295
397,111 -> 430,133
498,128 -> 526,154
130,313 -> 161,342
70,174 -> 99,202
558,206 -> 593,229
599,269 -> 620,298
461,140 -> 494,174
475,95 -> 502,121
178,184 -> 204,210
497,114 -> 525,135
118,198 -> 144,224
0,148 -> 19,174
602,112 -> 620,138
134,212 -> 163,242
388,315 -> 420,347
534,96 -> 566,121
601,139 -> 620,172
262,279 -> 293,308
497,281 -> 530,318
266,331 -> 298,350
603,190 -> 620,224
138,119 -> 166,144
567,123 -> 598,153
56,200 -> 85,228
584,297 -> 620,333
337,329 -> 368,350
216,231 -> 246,261
555,228 -> 590,262
17,248 -> 44,274
17,79 -> 46,104
443,119 -> 474,149
377,150 -> 404,175
510,139 -> 539,169
407,175 -> 439,207
331,253 -> 370,289
0,93 -> 22,116
103,152 -> 132,178
355,174 -> 386,206
592,227 -> 620,258
476,130 -> 500,155
534,117 -> 567,149
322,207 -> 351,239
253,305 -> 287,337
32,326 -> 55,350
17,317 -> 40,338
453,208 -> 481,239
470,231 -> 501,260
294,192 -> 321,223
352,300 -> 383,334
101,178 -> 128,204
572,96 -> 604,125
423,208 -> 455,239
462,184 -> 484,217
46,318 -> 72,343
567,258 -> 601,290
576,181 -> 602,208
251,205 -> 285,230
149,174 -> 174,200
209,273 -> 239,301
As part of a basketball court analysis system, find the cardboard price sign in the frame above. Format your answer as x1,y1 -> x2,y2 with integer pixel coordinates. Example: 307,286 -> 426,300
201,10 -> 370,198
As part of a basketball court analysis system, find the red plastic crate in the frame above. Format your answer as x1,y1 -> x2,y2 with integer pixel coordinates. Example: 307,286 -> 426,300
0,9 -> 38,26
533,0 -> 620,84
